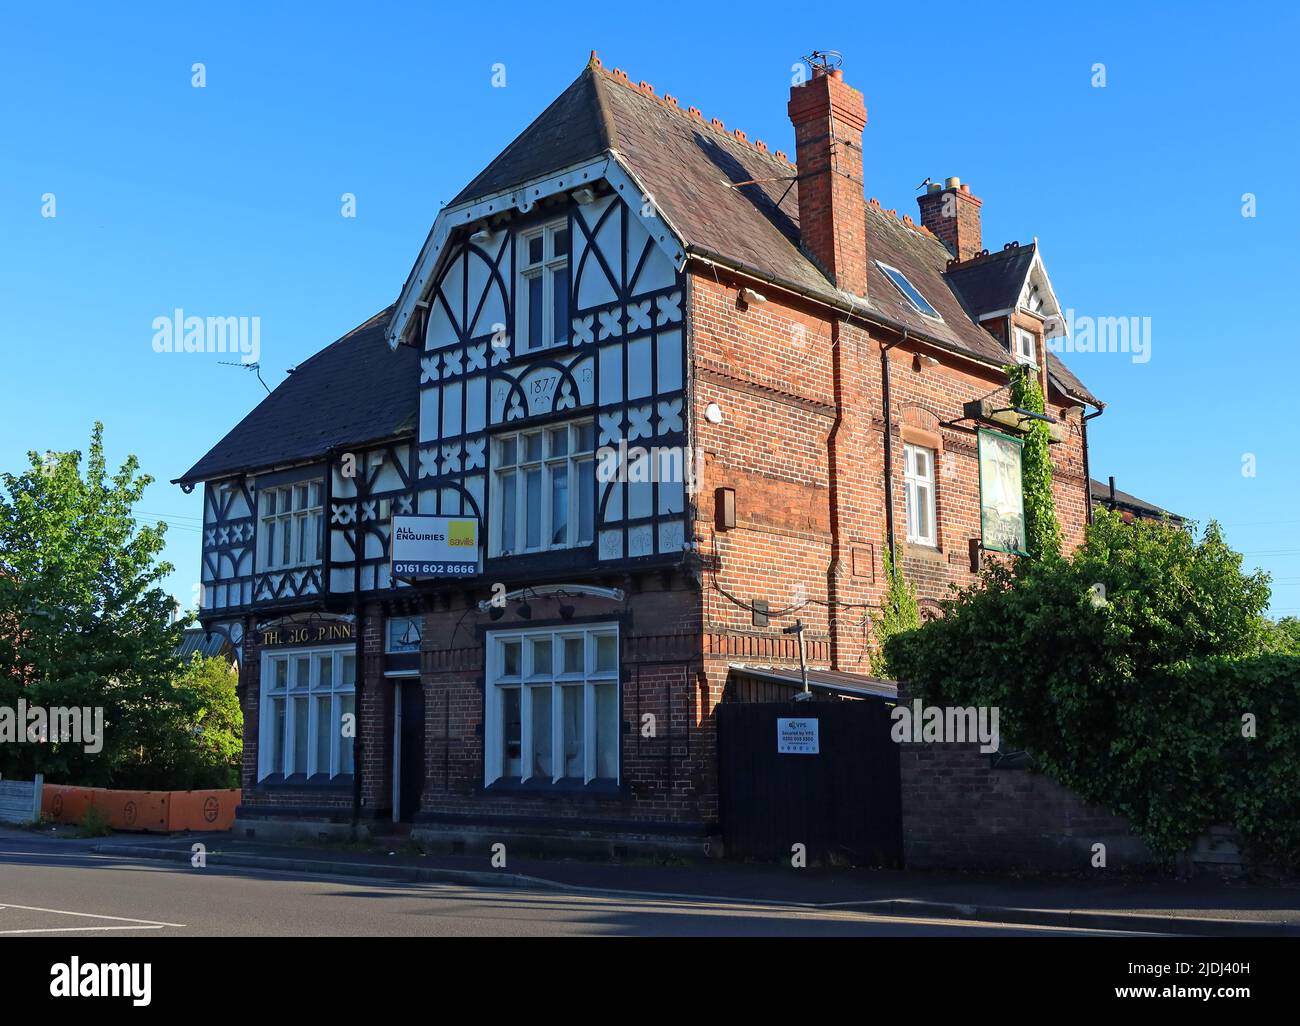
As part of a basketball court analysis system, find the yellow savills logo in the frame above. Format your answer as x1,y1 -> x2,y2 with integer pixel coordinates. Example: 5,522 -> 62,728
447,520 -> 476,547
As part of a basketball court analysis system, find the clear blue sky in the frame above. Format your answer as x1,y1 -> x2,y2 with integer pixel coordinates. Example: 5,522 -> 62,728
3,1 -> 1297,615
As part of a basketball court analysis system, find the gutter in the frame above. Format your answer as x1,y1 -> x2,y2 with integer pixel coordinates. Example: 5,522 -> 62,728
1082,406 -> 1104,526
686,245 -> 1011,380
172,429 -> 418,489
687,244 -> 1100,409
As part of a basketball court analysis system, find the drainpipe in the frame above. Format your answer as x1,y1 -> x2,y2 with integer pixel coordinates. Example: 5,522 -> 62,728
826,320 -> 845,667
350,516 -> 365,838
881,334 -> 906,579
1082,406 -> 1104,525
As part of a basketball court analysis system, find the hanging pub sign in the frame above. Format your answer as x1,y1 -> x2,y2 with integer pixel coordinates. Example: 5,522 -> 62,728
391,515 -> 481,578
977,429 -> 1028,555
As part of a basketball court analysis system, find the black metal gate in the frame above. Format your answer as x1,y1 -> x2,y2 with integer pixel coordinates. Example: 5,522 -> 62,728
716,700 -> 902,867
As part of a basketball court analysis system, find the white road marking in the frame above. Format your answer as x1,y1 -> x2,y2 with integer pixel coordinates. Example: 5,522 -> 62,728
0,925 -> 168,935
0,902 -> 184,929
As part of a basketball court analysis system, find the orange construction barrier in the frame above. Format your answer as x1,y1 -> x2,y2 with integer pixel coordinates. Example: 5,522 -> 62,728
40,783 -> 239,832
166,789 -> 239,831
98,790 -> 170,832
42,784 -> 101,825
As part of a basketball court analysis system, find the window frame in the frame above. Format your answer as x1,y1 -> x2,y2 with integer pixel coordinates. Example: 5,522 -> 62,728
257,479 -> 323,572
490,419 -> 596,557
1013,327 -> 1039,368
516,219 -> 571,353
483,623 -> 620,787
385,616 -> 422,654
257,644 -> 356,781
903,443 -> 938,548
876,260 -> 943,321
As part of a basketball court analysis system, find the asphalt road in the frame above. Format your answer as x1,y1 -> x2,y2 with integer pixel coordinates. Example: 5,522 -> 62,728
0,837 -> 1146,937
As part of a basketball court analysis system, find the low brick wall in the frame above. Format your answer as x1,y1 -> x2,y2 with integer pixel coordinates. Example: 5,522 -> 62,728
900,741 -> 1152,872
895,686 -> 1153,873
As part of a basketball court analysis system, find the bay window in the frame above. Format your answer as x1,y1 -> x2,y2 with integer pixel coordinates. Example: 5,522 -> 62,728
259,479 -> 323,570
904,443 -> 937,547
258,646 -> 356,780
492,420 -> 596,556
484,624 -> 619,786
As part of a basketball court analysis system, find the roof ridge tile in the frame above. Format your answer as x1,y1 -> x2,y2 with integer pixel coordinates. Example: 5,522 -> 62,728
590,50 -> 796,167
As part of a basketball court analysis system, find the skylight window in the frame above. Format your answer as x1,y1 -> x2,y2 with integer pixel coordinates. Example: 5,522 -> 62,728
877,261 -> 942,321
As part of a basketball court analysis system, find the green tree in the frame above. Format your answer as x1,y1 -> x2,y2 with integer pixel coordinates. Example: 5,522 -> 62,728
884,510 -> 1297,866
0,423 -> 191,785
114,654 -> 242,790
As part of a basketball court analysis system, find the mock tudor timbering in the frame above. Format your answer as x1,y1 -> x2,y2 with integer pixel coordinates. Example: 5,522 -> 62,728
177,51 -> 1102,853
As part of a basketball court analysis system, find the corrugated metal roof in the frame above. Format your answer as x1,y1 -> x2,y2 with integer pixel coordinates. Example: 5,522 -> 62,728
175,627 -> 234,661
728,663 -> 898,700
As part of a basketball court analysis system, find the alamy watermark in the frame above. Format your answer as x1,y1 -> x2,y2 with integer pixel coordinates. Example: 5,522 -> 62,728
151,309 -> 260,364
0,701 -> 104,754
890,700 -> 1000,754
596,441 -> 704,494
1047,308 -> 1151,365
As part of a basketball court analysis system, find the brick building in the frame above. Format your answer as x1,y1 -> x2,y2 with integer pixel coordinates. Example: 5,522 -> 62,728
178,52 -> 1103,856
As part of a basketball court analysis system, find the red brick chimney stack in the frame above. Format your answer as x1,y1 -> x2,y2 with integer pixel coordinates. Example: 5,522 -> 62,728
917,177 -> 983,262
787,64 -> 869,297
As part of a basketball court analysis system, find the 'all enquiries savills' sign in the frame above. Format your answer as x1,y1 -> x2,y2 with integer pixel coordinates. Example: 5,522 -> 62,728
391,515 -> 480,579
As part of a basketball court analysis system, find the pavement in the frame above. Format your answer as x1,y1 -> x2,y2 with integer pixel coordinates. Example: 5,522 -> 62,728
4,825 -> 1295,936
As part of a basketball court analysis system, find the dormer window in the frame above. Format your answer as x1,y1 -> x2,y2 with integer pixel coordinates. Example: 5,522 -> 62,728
1013,327 -> 1039,368
518,220 -> 570,352
877,261 -> 942,321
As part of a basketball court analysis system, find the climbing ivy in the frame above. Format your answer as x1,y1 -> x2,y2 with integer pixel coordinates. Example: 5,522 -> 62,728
1007,363 -> 1061,561
870,536 -> 920,678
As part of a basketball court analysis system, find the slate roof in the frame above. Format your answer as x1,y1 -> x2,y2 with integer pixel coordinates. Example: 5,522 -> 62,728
944,245 -> 1099,406
452,57 -> 1097,405
945,245 -> 1038,316
1090,478 -> 1185,524
184,58 -> 1099,487
176,308 -> 416,484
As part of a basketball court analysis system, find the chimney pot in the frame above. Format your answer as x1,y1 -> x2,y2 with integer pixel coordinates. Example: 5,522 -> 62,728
917,176 -> 984,262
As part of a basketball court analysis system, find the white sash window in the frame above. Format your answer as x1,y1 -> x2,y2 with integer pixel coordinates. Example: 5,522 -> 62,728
258,646 -> 356,780
904,443 -> 937,547
259,480 -> 323,570
491,420 -> 596,556
484,624 -> 619,786
517,220 -> 570,352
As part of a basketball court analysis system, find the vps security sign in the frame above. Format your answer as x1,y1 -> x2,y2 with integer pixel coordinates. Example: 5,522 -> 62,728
391,515 -> 480,578
776,717 -> 820,754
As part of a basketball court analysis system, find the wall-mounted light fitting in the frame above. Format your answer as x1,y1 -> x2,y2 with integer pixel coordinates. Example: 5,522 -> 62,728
704,402 -> 724,425
738,287 -> 767,306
